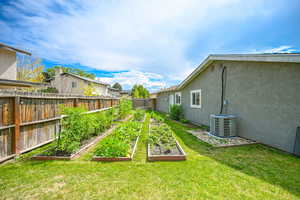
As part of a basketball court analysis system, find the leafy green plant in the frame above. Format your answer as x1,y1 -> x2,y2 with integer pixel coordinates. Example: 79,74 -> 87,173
133,109 -> 145,121
94,138 -> 129,157
148,123 -> 177,153
119,98 -> 132,119
169,104 -> 184,121
53,107 -> 115,155
94,110 -> 113,133
94,121 -> 141,157
151,112 -> 164,123
56,107 -> 88,154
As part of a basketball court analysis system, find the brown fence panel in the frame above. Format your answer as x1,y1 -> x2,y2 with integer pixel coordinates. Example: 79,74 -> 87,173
0,128 -> 13,158
0,92 -> 120,162
0,98 -> 14,126
132,98 -> 156,110
19,120 -> 59,152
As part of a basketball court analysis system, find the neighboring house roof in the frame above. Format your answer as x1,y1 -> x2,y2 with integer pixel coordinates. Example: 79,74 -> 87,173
0,79 -> 48,87
0,43 -> 31,56
108,87 -> 119,91
61,72 -> 109,86
178,53 -> 300,89
156,85 -> 178,94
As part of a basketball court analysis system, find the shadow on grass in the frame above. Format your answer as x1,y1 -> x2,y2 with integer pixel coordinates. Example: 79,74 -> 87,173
156,112 -> 300,197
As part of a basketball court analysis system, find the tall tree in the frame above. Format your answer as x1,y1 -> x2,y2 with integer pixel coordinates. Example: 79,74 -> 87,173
112,82 -> 122,91
17,55 -> 44,82
131,84 -> 149,98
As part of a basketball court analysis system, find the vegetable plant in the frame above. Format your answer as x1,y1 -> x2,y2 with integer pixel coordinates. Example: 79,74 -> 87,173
133,109 -> 145,121
94,121 -> 141,157
52,106 -> 115,155
118,98 -> 132,119
151,112 -> 164,123
148,123 -> 177,153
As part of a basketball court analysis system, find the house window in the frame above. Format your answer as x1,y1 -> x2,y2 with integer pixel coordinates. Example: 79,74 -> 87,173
190,89 -> 201,108
175,92 -> 181,105
71,81 -> 77,88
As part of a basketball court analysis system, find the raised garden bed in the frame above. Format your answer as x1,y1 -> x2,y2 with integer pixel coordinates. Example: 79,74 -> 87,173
187,129 -> 258,147
92,135 -> 139,161
147,122 -> 186,161
92,121 -> 142,162
32,125 -> 117,160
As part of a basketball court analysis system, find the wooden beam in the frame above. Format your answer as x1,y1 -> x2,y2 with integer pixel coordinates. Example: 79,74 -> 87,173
12,96 -> 20,154
74,98 -> 79,107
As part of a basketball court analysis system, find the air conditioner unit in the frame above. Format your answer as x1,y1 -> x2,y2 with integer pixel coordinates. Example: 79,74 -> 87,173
210,114 -> 236,137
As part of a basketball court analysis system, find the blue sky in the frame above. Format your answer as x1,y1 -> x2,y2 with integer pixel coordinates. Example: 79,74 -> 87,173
1,0 -> 300,91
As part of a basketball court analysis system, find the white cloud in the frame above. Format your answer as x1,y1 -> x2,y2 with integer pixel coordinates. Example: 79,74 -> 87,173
97,70 -> 166,92
0,0 -> 278,90
250,45 -> 297,53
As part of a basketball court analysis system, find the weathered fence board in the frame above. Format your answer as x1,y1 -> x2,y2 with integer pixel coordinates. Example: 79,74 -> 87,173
19,120 -> 59,152
0,128 -> 13,158
132,98 -> 156,110
0,92 -> 119,162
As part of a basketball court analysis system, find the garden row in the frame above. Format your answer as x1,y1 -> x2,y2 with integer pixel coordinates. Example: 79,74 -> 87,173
32,99 -> 134,160
92,111 -> 186,162
148,112 -> 186,161
31,105 -> 186,162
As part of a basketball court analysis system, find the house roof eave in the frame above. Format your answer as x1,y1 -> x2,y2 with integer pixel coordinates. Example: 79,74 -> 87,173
0,43 -> 31,56
178,53 -> 300,90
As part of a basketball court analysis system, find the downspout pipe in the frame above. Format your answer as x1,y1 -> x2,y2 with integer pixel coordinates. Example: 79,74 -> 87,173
220,66 -> 227,114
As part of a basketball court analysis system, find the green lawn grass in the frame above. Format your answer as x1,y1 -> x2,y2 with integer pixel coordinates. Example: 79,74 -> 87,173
0,113 -> 300,200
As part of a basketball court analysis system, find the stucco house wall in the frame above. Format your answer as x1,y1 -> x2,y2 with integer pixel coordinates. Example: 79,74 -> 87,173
108,88 -> 120,97
179,60 -> 300,153
51,73 -> 107,95
156,91 -> 175,113
0,48 -> 17,80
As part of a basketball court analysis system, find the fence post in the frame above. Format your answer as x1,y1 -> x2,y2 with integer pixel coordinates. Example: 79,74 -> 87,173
74,98 -> 79,107
110,99 -> 113,107
98,98 -> 101,109
12,96 -> 20,154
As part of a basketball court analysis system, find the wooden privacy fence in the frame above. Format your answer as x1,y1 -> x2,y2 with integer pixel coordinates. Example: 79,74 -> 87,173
132,98 -> 156,110
0,91 -> 119,162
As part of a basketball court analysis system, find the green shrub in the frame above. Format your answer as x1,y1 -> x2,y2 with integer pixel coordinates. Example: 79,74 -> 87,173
169,104 -> 184,121
133,109 -> 145,121
119,99 -> 132,119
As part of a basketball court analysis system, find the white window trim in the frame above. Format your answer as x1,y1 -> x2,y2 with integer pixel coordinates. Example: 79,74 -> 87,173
190,89 -> 202,108
175,92 -> 181,105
